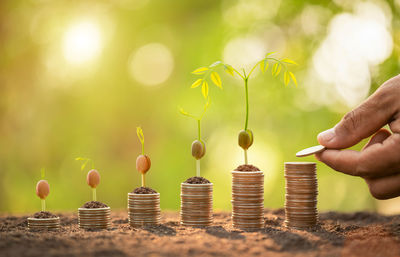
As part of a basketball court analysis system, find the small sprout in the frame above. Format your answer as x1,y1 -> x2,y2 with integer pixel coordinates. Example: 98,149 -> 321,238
191,140 -> 206,160
76,157 -> 99,201
136,127 -> 151,187
87,169 -> 100,188
180,98 -> 210,177
36,168 -> 49,211
191,53 -> 298,164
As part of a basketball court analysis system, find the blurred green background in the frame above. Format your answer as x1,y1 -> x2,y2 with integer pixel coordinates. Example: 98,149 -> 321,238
1,0 -> 400,214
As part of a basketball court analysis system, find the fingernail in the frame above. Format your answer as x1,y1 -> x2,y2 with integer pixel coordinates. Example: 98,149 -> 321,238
318,128 -> 335,143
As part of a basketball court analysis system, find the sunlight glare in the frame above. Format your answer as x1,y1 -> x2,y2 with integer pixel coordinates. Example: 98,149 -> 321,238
63,21 -> 102,64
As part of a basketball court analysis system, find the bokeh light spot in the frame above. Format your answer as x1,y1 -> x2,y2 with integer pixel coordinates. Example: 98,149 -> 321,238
223,37 -> 266,73
62,21 -> 102,65
304,2 -> 393,109
128,43 -> 174,86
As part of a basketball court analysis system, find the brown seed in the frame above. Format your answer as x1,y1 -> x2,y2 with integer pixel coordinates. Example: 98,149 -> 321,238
36,180 -> 50,199
136,155 -> 151,174
191,140 -> 206,160
238,129 -> 253,150
87,169 -> 100,188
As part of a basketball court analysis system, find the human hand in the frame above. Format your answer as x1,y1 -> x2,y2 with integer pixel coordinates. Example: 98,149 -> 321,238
316,75 -> 400,199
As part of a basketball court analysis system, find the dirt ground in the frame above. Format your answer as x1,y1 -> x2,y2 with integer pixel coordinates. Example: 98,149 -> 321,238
1,209 -> 400,257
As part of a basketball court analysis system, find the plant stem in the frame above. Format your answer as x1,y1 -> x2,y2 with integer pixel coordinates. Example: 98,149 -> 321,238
244,150 -> 248,165
142,143 -> 144,155
196,159 -> 200,177
244,77 -> 249,131
92,188 -> 97,201
141,174 -> 146,187
41,199 -> 46,212
197,119 -> 201,140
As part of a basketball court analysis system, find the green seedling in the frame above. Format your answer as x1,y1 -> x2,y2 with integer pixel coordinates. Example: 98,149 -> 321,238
191,53 -> 298,164
180,97 -> 210,177
36,168 -> 49,212
136,127 -> 151,187
76,157 -> 100,201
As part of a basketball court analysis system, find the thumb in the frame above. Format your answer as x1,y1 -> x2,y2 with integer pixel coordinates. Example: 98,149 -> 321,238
317,86 -> 395,149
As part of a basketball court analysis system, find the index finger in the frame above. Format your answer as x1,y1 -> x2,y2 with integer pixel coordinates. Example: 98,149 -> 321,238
315,149 -> 361,176
317,133 -> 400,178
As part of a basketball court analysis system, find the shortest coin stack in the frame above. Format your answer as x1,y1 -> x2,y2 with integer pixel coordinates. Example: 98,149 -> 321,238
180,183 -> 213,226
231,171 -> 264,229
284,162 -> 318,229
128,193 -> 161,227
78,207 -> 111,229
27,217 -> 60,231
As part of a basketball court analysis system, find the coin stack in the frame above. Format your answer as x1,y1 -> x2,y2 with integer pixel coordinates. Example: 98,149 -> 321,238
284,162 -> 318,229
231,171 -> 264,229
128,193 -> 161,227
180,183 -> 213,226
27,217 -> 60,231
78,207 -> 111,229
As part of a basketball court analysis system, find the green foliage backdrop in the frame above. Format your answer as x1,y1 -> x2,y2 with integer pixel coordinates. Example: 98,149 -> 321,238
1,0 -> 399,213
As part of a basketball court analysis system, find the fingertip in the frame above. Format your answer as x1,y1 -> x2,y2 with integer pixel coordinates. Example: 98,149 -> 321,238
317,128 -> 335,147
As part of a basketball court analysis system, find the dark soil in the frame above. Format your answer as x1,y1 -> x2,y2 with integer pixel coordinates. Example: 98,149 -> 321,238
1,210 -> 400,257
81,201 -> 109,208
32,211 -> 58,219
184,176 -> 211,184
235,164 -> 261,171
132,187 -> 158,194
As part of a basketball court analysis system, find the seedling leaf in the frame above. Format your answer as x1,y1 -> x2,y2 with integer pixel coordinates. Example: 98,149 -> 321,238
284,71 -> 290,86
210,61 -> 222,68
179,107 -> 197,119
289,71 -> 298,87
275,64 -> 282,77
210,72 -> 222,88
201,81 -> 209,98
282,58 -> 298,65
272,63 -> 278,76
266,52 -> 275,57
76,157 -> 94,171
223,64 -> 234,76
179,107 -> 189,116
136,127 -> 145,145
192,67 -> 209,75
40,168 -> 45,178
191,79 -> 203,88
81,162 -> 87,172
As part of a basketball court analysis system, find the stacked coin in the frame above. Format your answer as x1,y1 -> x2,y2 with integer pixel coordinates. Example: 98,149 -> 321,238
78,207 -> 111,229
180,183 -> 213,226
128,193 -> 161,227
27,217 -> 60,231
231,171 -> 264,229
284,162 -> 318,229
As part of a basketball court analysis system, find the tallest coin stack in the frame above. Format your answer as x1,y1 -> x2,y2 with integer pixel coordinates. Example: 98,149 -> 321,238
284,162 -> 318,229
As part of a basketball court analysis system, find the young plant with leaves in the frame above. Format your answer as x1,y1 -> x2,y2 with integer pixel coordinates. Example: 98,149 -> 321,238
179,98 -> 210,177
36,168 -> 49,212
136,127 -> 151,187
76,157 -> 100,201
191,53 -> 298,164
